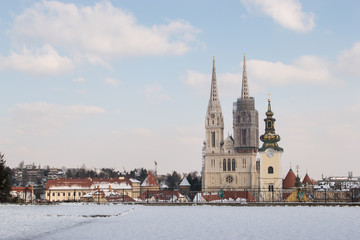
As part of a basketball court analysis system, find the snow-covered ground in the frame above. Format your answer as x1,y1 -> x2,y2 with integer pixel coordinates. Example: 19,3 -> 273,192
0,203 -> 359,240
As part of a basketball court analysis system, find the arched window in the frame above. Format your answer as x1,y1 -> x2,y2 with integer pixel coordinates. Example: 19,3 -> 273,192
227,159 -> 231,171
237,115 -> 240,123
268,166 -> 274,174
223,159 -> 226,171
267,121 -> 272,128
232,159 -> 236,171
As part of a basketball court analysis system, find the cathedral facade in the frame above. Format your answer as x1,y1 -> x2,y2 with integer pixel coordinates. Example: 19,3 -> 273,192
201,56 -> 260,195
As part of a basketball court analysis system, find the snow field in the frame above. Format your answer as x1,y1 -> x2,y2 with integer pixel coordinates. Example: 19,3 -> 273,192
0,203 -> 359,240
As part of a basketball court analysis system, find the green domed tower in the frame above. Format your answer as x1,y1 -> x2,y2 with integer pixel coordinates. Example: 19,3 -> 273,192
259,98 -> 283,152
259,97 -> 283,202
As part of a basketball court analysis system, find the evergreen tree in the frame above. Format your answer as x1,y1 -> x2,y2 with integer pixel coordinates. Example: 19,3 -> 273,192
0,153 -> 11,202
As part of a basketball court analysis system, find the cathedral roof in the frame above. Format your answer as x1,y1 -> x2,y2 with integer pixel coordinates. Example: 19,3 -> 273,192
141,172 -> 159,187
283,169 -> 297,189
302,173 -> 313,185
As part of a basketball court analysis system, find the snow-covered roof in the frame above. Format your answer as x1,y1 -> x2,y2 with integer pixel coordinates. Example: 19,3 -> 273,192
179,177 -> 190,186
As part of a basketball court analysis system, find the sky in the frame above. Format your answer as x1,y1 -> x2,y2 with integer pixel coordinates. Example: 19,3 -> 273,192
0,0 -> 359,179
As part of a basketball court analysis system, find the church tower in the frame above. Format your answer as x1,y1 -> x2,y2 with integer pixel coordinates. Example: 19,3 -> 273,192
205,56 -> 224,154
202,56 -> 260,195
233,55 -> 259,151
259,98 -> 283,202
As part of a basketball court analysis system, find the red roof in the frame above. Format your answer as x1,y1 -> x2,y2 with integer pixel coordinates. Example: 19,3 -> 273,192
11,186 -> 33,192
141,172 -> 158,187
283,169 -> 296,189
302,173 -> 313,185
138,190 -> 181,201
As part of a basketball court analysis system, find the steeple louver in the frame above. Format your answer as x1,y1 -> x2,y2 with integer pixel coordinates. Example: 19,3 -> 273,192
241,54 -> 250,99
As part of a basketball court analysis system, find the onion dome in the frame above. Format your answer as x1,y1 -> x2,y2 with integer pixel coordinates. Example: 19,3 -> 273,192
259,98 -> 283,151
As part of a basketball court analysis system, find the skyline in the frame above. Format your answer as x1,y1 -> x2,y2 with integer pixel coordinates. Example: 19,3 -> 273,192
0,0 -> 359,179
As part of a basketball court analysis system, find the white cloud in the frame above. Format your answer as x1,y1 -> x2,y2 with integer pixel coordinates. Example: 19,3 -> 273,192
142,83 -> 173,104
247,55 -> 337,86
338,42 -> 360,77
11,1 -> 200,60
104,77 -> 121,87
8,102 -> 106,135
0,44 -> 74,75
241,0 -> 315,32
184,55 -> 339,98
73,76 -> 86,82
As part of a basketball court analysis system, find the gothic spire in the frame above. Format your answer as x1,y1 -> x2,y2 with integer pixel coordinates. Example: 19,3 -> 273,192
207,56 -> 222,113
241,54 -> 250,99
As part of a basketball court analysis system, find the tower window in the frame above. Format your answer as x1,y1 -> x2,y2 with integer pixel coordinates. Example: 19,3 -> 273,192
223,159 -> 226,171
227,159 -> 231,171
267,121 -> 272,128
242,129 -> 247,145
268,184 -> 274,192
232,159 -> 236,171
237,115 -> 240,123
211,132 -> 215,148
268,166 -> 274,174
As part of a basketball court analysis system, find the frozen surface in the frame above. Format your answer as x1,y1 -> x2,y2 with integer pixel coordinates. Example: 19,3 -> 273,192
0,203 -> 359,240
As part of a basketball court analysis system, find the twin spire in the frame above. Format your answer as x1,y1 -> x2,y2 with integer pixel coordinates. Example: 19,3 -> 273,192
208,55 -> 249,112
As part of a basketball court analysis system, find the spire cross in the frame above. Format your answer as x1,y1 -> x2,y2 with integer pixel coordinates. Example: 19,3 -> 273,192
267,93 -> 271,101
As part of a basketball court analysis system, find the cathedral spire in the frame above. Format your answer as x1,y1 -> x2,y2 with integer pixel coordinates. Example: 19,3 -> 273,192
241,54 -> 250,99
207,56 -> 222,113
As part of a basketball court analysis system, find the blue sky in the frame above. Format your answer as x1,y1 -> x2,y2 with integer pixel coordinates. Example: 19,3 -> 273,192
0,0 -> 359,179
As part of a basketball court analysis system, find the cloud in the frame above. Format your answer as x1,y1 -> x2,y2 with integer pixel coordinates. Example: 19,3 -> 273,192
8,102 -> 106,135
337,42 -> 360,77
104,77 -> 121,87
73,76 -> 86,82
247,55 -> 338,86
184,55 -> 339,98
11,1 -> 200,61
142,83 -> 173,104
241,0 -> 315,32
0,44 -> 74,75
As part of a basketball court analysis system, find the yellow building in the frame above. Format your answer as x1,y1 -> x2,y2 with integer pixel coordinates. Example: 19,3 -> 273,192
259,98 -> 284,202
45,177 -> 140,202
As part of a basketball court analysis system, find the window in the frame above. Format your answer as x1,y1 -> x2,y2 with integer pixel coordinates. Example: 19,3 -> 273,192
237,115 -> 240,123
211,132 -> 215,148
267,121 -> 272,128
242,129 -> 247,145
227,159 -> 231,171
268,166 -> 274,174
78,192 -> 81,196
68,192 -> 71,196
242,158 -> 247,168
63,193 -> 65,196
226,176 -> 233,183
268,184 -> 274,192
52,193 -> 55,196
57,193 -> 60,196
47,193 -> 50,196
232,159 -> 236,171
223,159 -> 226,171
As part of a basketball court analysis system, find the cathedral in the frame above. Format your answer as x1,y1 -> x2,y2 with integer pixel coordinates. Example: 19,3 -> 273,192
201,56 -> 283,201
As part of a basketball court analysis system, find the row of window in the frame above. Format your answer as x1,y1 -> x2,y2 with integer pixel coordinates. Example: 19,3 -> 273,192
47,192 -> 85,197
210,158 -> 248,171
223,159 -> 236,171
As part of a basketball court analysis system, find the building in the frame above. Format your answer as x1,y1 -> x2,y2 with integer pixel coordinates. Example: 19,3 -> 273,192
202,56 -> 260,197
258,99 -> 284,201
45,177 -> 140,202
